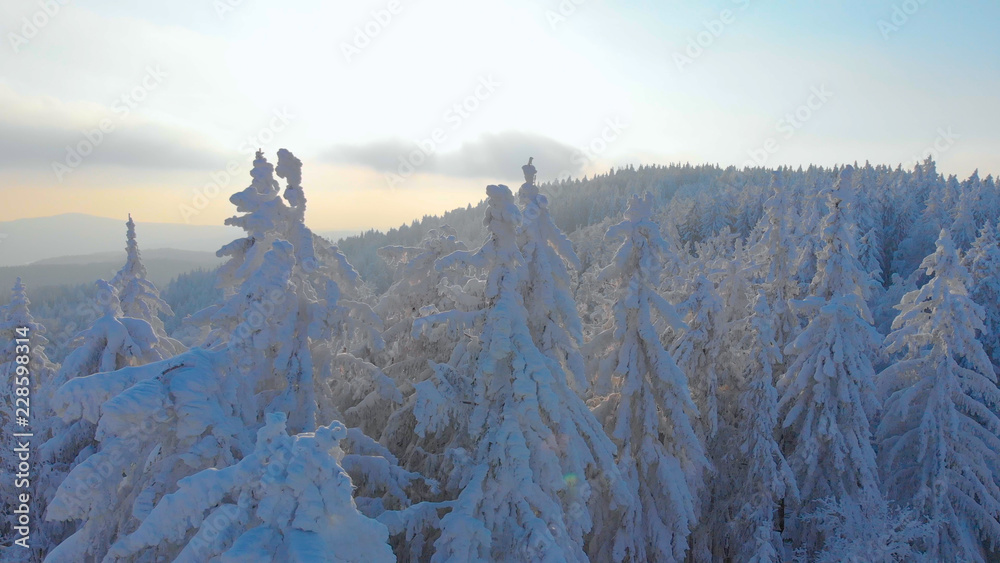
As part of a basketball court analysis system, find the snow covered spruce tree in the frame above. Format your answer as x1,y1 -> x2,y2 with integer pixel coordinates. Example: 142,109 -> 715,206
669,274 -> 725,441
791,182 -> 827,294
893,158 -> 947,280
588,192 -> 707,562
35,279 -> 171,557
375,227 -> 480,475
725,291 -> 798,562
807,495 -> 931,563
684,246 -> 759,561
102,412 -> 395,562
950,184 -> 980,252
965,220 -> 1000,368
0,279 -> 57,560
411,183 -> 632,562
192,149 -> 393,435
749,179 -> 802,355
50,279 -> 167,391
777,167 -> 883,553
517,159 -> 589,395
877,230 -> 1000,562
41,150 -> 407,561
110,215 -> 183,356
375,225 -> 472,389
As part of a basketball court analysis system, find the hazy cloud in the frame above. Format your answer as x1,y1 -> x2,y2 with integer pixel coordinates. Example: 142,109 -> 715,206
0,116 -> 229,171
323,131 -> 585,183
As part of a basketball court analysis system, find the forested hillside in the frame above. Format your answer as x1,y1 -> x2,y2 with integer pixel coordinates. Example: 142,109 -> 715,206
3,150 -> 999,562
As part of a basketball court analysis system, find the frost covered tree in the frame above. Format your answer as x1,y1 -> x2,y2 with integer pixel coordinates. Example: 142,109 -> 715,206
101,412 -> 395,562
411,184 -> 631,562
715,291 -> 799,562
36,279 -> 175,557
684,248 -> 757,561
859,227 -> 885,288
877,231 -> 1000,562
44,348 -> 246,561
965,221 -> 1000,367
517,163 -> 588,395
950,187 -> 980,251
110,215 -> 183,356
874,273 -> 915,336
374,226 -> 477,478
588,193 -> 707,562
214,239 -> 320,433
714,241 -> 755,330
376,225 -> 471,361
669,274 -> 725,440
0,279 -> 57,425
791,188 -> 826,293
374,226 -> 474,391
192,149 -> 392,435
51,279 -> 166,390
806,496 -> 932,563
0,279 -> 57,559
893,158 -> 946,280
750,181 -> 802,353
778,168 -> 882,552
42,151 -> 413,561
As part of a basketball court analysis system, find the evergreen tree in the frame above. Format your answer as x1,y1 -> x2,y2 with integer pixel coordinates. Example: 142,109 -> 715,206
951,186 -> 980,252
51,279 -> 165,390
750,180 -> 802,366
375,226 -> 476,476
727,291 -> 799,562
966,221 -> 1000,368
110,215 -> 183,356
102,413 -> 396,562
43,151 -> 415,561
589,193 -> 707,561
807,496 -> 931,563
859,227 -> 885,287
778,168 -> 882,552
517,161 -> 588,395
0,279 -> 57,559
412,184 -> 631,561
669,274 -> 725,440
878,231 -> 1000,562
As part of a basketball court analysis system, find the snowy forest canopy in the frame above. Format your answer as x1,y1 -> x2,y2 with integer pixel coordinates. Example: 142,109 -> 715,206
2,150 -> 1000,562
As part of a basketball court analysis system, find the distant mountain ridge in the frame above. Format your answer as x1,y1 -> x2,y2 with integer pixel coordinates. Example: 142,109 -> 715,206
0,213 -> 241,267
0,213 -> 365,268
0,249 -> 222,293
30,248 -> 221,266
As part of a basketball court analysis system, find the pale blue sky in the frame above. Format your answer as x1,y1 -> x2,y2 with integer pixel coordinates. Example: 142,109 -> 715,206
1,0 -> 996,228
